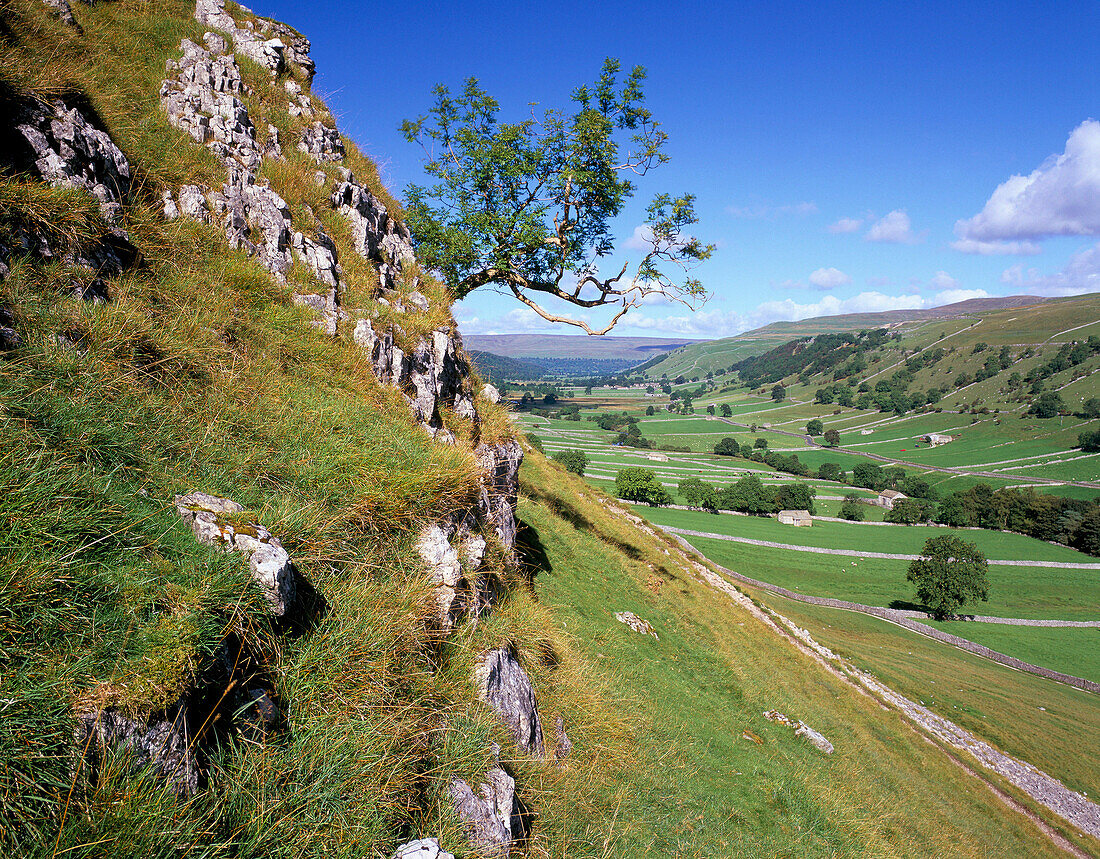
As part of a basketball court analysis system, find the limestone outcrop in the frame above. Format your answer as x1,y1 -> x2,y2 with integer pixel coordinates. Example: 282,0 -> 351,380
174,492 -> 297,616
3,93 -> 138,275
474,648 -> 544,757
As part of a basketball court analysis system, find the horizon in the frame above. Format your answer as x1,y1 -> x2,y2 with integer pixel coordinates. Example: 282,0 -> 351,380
251,1 -> 1100,339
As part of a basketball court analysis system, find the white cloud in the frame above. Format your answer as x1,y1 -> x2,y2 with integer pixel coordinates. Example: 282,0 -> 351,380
622,225 -> 653,252
624,290 -> 970,337
828,217 -> 863,234
808,267 -> 851,290
955,120 -> 1100,245
932,288 -> 991,305
865,209 -> 922,244
928,270 -> 958,291
949,238 -> 1042,255
727,201 -> 817,219
1001,241 -> 1100,296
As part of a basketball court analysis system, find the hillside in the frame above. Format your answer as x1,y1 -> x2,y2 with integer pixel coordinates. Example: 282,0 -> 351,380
644,293 -> 1055,379
1,1 -> 1098,857
467,350 -> 547,383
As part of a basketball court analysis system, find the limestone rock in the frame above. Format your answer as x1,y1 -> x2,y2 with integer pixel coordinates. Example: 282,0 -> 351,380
480,383 -> 501,404
174,492 -> 296,615
74,703 -> 198,795
42,0 -> 82,31
0,305 -> 21,352
195,0 -> 286,76
264,123 -> 283,160
331,175 -> 415,267
292,229 -> 341,287
449,764 -> 523,858
391,839 -> 455,859
475,440 -> 523,551
763,710 -> 833,754
14,97 -> 132,221
298,122 -> 344,163
416,512 -> 490,626
554,714 -> 572,762
70,276 -> 109,304
474,647 -> 544,757
162,189 -> 180,219
161,38 -> 261,171
406,290 -> 430,312
178,184 -> 211,222
615,611 -> 658,639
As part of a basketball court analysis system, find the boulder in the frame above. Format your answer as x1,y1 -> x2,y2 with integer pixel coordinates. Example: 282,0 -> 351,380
416,512 -> 489,626
174,492 -> 296,615
391,839 -> 454,859
449,763 -> 523,858
554,714 -> 572,762
763,710 -> 833,754
474,647 -> 544,757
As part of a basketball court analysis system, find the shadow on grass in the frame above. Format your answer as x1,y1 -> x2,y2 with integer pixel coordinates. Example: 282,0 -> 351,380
523,482 -> 642,561
515,519 -> 552,579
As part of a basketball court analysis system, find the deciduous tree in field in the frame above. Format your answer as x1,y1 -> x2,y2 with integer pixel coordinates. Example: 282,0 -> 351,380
720,403 -> 732,417
840,494 -> 866,521
906,535 -> 989,620
552,448 -> 588,476
402,60 -> 713,334
616,466 -> 672,506
823,428 -> 841,447
806,419 -> 824,436
678,477 -> 718,511
771,384 -> 786,402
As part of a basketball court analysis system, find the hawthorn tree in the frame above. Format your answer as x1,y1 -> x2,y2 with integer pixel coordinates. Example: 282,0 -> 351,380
906,535 -> 989,619
402,60 -> 714,334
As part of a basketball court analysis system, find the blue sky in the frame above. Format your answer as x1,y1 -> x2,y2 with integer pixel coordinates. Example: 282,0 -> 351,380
254,0 -> 1100,339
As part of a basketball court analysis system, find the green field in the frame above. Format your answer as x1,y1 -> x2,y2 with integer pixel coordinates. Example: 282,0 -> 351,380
755,593 -> 1100,801
677,533 -> 1100,621
923,620 -> 1100,683
640,505 -> 1098,563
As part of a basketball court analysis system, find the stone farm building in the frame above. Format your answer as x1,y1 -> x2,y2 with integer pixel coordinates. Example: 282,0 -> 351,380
922,433 -> 953,446
778,509 -> 812,526
878,489 -> 907,509
646,453 -> 669,462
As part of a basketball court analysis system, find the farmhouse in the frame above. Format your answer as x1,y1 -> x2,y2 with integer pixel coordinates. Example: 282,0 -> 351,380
922,433 -> 953,446
878,489 -> 907,509
646,452 -> 669,462
778,509 -> 813,526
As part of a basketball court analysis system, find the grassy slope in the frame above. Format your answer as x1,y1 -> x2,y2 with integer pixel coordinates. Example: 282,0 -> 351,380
519,453 -> 1090,857
0,2 -> 619,855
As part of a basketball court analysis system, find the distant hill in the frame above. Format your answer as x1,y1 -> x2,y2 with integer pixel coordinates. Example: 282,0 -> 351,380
644,294 -> 1053,379
463,333 -> 701,361
467,351 -> 548,383
718,292 -> 1100,418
